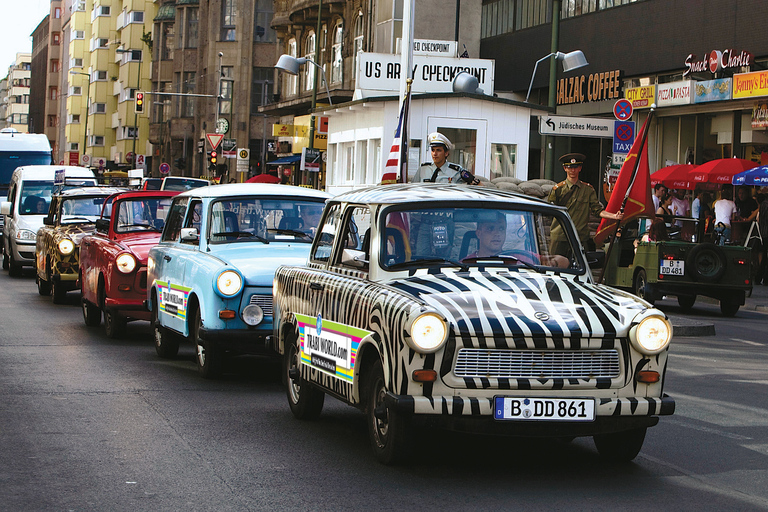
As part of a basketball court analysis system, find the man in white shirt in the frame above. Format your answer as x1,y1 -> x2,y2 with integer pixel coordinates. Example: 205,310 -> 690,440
653,183 -> 668,211
713,185 -> 738,245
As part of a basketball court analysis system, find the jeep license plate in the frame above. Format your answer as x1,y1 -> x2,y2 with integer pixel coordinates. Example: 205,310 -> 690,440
660,259 -> 685,276
493,397 -> 595,421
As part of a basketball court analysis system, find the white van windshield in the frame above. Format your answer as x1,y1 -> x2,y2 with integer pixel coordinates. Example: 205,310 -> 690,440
19,180 -> 53,215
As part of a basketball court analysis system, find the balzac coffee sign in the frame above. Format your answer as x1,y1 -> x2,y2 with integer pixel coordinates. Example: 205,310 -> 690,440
684,49 -> 753,77
557,70 -> 622,106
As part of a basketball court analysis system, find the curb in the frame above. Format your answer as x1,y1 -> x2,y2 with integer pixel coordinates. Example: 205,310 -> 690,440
670,320 -> 716,337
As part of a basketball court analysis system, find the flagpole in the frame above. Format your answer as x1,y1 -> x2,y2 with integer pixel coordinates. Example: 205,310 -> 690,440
597,106 -> 656,284
399,0 -> 415,183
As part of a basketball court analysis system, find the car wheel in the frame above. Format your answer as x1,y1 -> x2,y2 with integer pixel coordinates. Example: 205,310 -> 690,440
37,275 -> 51,296
103,308 -> 126,339
193,307 -> 223,379
8,250 -> 22,277
152,296 -> 179,358
720,297 -> 740,317
51,279 -> 67,304
364,359 -> 412,465
593,427 -> 647,462
677,295 -> 696,312
633,269 -> 654,305
686,243 -> 727,283
284,336 -> 324,420
82,298 -> 101,327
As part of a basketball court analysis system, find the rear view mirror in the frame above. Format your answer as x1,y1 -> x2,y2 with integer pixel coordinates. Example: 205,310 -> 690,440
180,227 -> 199,243
95,218 -> 110,232
341,248 -> 368,269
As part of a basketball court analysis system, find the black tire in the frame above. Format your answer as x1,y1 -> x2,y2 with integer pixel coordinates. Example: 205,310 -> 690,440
720,298 -> 740,317
284,337 -> 324,420
2,249 -> 8,270
193,306 -> 223,379
51,279 -> 67,304
37,275 -> 51,296
103,308 -> 126,339
633,269 -> 654,306
8,250 -> 22,277
82,299 -> 101,326
364,359 -> 412,465
677,295 -> 696,312
686,243 -> 727,283
152,294 -> 179,358
593,427 -> 647,462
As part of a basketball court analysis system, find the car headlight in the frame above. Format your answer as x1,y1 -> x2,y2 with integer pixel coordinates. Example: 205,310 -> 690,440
215,269 -> 243,297
406,312 -> 448,353
115,253 -> 137,274
242,304 -> 264,326
16,229 -> 36,241
58,239 -> 75,255
629,313 -> 672,355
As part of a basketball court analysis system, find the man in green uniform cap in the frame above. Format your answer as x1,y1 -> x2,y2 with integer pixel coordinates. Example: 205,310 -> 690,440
547,152 -> 623,257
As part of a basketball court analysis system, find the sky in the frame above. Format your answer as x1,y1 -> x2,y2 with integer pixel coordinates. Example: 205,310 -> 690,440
0,0 -> 52,74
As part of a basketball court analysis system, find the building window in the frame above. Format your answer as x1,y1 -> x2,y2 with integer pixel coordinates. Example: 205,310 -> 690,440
251,67 -> 274,113
89,135 -> 105,146
48,115 -> 58,127
353,15 -> 364,76
52,33 -> 61,45
72,29 -> 84,40
182,72 -> 196,117
331,22 -> 343,84
219,67 -> 233,115
221,0 -> 237,41
161,23 -> 175,60
92,38 -> 109,50
121,50 -> 142,63
91,103 -> 106,114
71,57 -> 83,68
68,115 -> 81,125
49,87 -> 58,100
286,38 -> 297,96
70,86 -> 82,96
92,70 -> 107,81
375,0 -> 403,53
186,8 -> 199,48
303,31 -> 316,92
50,60 -> 60,73
253,0 -> 275,43
153,82 -> 171,123
72,1 -> 85,12
54,7 -> 61,18
92,5 -> 111,20
127,11 -> 144,23
68,142 -> 79,151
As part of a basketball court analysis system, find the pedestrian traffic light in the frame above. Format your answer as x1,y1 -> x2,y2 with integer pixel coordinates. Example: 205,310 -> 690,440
135,92 -> 144,113
208,150 -> 217,172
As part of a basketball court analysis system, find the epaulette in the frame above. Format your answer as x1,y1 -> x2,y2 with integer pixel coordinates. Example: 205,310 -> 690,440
420,162 -> 433,167
553,180 -> 566,190
447,162 -> 461,171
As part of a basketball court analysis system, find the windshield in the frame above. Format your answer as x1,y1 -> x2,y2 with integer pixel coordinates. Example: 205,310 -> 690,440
381,206 -> 582,272
19,180 -> 54,215
60,195 -> 109,223
115,197 -> 174,233
0,151 -> 51,188
208,197 -> 326,244
162,178 -> 209,191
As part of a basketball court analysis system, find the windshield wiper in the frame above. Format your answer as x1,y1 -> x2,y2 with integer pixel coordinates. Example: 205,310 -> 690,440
212,231 -> 270,243
461,255 -> 543,273
389,257 -> 469,272
124,223 -> 161,232
61,216 -> 94,223
267,228 -> 311,239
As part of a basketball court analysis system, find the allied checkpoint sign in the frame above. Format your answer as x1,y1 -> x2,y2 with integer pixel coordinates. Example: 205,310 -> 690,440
357,52 -> 495,96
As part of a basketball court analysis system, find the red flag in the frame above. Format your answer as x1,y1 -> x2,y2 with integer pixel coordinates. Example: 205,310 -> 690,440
594,116 -> 655,246
380,84 -> 412,184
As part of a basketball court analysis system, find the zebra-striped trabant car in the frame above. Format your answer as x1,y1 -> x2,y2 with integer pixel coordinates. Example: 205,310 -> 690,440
273,183 -> 675,464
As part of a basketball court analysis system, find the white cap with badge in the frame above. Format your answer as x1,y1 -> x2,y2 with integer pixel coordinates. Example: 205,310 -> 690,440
428,132 -> 453,151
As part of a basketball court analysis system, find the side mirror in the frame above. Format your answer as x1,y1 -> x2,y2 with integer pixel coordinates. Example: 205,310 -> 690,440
341,248 -> 368,269
586,250 -> 605,270
43,217 -> 53,226
95,218 -> 110,233
180,227 -> 199,243
0,201 -> 10,216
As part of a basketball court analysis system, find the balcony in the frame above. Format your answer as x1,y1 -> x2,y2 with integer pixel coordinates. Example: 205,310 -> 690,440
272,0 -> 346,29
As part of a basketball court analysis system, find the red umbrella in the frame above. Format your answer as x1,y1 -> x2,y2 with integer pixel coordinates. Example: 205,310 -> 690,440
650,164 -> 697,190
690,158 -> 759,185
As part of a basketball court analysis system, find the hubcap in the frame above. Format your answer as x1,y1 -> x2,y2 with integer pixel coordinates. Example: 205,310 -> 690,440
373,381 -> 389,445
288,348 -> 301,403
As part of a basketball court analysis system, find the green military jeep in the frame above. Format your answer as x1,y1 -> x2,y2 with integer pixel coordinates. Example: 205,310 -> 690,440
601,222 -> 753,317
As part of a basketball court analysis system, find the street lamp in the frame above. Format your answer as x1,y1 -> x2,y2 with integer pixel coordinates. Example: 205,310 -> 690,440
275,55 -> 333,105
525,50 -> 588,103
115,47 -> 143,167
70,70 -> 92,165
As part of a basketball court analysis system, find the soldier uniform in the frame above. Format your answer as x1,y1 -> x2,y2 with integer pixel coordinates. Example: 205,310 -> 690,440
411,161 -> 467,184
548,153 -> 605,256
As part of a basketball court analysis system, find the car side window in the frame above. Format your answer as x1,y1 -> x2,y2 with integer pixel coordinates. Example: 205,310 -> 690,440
182,200 -> 203,245
161,197 -> 189,242
335,206 -> 371,268
310,203 -> 342,263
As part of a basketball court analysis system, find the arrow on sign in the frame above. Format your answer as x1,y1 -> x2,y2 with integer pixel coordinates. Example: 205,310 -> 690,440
206,133 -> 224,150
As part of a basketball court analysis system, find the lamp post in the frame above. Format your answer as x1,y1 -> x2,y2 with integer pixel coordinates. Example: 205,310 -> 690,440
116,48 -> 143,167
69,70 -> 92,165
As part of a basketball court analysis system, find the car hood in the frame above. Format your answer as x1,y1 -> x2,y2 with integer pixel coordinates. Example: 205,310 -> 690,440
116,233 -> 162,262
388,270 -> 647,338
212,242 -> 313,286
57,224 -> 97,245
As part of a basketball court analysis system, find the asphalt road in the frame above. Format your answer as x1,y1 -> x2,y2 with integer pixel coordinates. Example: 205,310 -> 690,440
2,268 -> 768,511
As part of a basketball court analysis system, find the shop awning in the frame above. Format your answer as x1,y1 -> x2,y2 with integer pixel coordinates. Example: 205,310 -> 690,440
266,155 -> 302,165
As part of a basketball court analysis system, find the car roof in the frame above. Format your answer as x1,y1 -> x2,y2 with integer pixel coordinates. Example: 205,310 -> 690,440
56,186 -> 126,197
175,183 -> 332,200
332,183 -> 559,209
110,190 -> 180,201
12,165 -> 95,179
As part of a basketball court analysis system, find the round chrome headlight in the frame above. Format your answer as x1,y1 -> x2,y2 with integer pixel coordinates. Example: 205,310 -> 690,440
242,304 -> 264,326
629,314 -> 672,355
115,253 -> 137,274
216,270 -> 243,297
407,312 -> 448,353
58,239 -> 75,255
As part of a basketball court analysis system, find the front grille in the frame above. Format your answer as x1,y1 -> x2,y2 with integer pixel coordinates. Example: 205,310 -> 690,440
249,294 -> 273,316
454,348 -> 620,380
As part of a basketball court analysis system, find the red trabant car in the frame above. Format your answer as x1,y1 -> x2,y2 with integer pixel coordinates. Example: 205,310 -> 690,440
80,190 -> 179,338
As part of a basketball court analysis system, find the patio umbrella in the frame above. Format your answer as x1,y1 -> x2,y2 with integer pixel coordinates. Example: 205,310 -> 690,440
690,158 -> 759,185
650,164 -> 697,190
732,165 -> 768,186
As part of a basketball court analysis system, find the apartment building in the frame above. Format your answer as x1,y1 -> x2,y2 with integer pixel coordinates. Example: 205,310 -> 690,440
30,1 -> 64,157
2,53 -> 32,132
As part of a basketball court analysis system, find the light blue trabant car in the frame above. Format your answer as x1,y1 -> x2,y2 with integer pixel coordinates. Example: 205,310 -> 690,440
146,183 -> 331,378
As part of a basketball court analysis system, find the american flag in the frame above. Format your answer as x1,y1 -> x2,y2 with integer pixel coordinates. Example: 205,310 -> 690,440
380,83 -> 412,184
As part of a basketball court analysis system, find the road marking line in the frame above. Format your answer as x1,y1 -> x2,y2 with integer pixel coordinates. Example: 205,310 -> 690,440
729,338 -> 764,346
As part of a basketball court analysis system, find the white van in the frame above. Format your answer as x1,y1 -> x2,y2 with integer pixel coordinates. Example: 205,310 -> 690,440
1,165 -> 96,276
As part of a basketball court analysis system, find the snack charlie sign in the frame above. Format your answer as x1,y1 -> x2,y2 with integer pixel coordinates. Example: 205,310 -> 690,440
357,52 -> 494,95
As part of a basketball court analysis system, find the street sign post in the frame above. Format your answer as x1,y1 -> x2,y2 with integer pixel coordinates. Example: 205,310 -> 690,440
301,148 -> 322,172
159,162 -> 170,174
613,99 -> 633,121
613,121 -> 635,154
237,148 -> 249,173
206,133 -> 224,150
539,115 -> 614,138
81,154 -> 91,166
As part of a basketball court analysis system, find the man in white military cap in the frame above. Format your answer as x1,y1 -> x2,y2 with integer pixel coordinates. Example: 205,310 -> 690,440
410,132 -> 480,185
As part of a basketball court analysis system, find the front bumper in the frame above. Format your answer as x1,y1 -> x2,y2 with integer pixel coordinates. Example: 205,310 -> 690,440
384,392 -> 675,436
198,326 -> 277,356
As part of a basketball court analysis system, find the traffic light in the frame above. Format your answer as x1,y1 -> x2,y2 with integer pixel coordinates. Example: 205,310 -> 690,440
135,91 -> 144,113
208,150 -> 217,172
